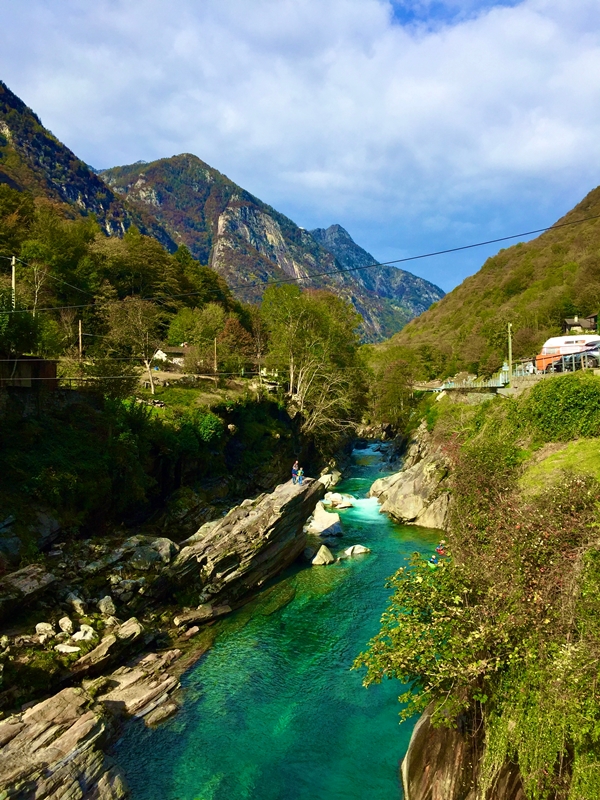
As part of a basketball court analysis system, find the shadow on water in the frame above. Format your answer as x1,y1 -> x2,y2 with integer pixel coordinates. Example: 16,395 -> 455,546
113,442 -> 441,800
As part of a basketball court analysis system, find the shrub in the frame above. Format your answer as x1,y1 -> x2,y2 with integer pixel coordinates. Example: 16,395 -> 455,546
521,373 -> 600,441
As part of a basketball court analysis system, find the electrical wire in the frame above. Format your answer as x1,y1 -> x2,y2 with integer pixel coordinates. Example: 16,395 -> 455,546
2,210 -> 600,314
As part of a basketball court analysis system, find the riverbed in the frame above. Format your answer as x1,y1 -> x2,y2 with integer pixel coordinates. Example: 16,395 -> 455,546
113,443 -> 439,799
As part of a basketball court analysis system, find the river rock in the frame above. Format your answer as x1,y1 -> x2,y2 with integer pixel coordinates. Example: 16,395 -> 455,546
98,595 -> 117,615
65,591 -> 87,615
0,565 -> 57,623
55,643 -> 81,654
71,618 -> 145,677
312,545 -> 335,566
145,701 -> 179,727
151,537 -> 179,564
129,546 -> 161,570
173,604 -> 231,629
324,492 -> 354,509
0,650 -> 183,799
167,478 -> 325,607
372,422 -> 450,530
343,545 -> 371,556
181,519 -> 221,545
306,502 -> 342,536
72,624 -> 96,642
0,687 -> 127,799
35,622 -> 56,637
59,616 -> 73,634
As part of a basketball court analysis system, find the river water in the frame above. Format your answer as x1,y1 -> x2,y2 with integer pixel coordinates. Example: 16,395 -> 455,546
114,443 -> 439,800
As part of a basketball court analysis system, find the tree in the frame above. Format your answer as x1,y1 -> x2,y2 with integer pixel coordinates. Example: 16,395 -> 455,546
262,286 -> 367,439
103,297 -> 162,394
370,359 -> 415,429
217,315 -> 254,373
0,292 -> 39,358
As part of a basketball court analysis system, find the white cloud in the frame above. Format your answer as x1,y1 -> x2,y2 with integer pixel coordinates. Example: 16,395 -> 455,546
1,0 -> 600,290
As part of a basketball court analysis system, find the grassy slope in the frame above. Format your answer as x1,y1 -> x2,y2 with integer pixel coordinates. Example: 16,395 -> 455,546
374,185 -> 600,377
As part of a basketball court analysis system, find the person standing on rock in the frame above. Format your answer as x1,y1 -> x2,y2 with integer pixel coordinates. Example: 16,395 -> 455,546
297,466 -> 304,485
292,460 -> 299,484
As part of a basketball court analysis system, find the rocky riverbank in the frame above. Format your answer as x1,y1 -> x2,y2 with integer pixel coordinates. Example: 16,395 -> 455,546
0,475 -> 329,798
369,421 -> 450,530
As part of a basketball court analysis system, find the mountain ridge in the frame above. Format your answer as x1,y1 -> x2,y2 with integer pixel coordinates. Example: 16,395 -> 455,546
101,155 -> 444,340
0,79 -> 444,341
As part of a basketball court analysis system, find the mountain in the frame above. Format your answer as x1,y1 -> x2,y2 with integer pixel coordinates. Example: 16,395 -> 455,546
0,80 -> 175,249
101,156 -> 443,341
0,79 -> 443,341
310,224 -> 444,319
376,186 -> 600,376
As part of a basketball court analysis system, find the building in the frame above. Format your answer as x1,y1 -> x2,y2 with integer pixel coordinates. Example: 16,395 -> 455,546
153,346 -> 189,369
562,314 -> 598,334
0,356 -> 58,389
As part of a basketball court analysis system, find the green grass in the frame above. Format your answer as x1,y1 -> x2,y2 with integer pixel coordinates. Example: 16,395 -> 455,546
519,438 -> 600,494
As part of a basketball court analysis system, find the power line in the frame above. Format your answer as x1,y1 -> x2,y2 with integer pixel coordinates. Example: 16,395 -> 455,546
2,211 -> 600,314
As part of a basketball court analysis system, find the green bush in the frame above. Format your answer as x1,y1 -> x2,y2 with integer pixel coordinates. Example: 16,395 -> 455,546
521,373 -> 600,441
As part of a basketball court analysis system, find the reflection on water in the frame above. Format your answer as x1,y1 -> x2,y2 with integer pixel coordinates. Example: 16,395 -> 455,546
114,442 -> 438,800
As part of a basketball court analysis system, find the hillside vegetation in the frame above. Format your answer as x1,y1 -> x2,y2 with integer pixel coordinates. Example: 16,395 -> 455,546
373,186 -> 600,378
358,373 -> 600,800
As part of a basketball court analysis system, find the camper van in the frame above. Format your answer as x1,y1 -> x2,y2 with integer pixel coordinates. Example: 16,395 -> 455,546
536,335 -> 600,372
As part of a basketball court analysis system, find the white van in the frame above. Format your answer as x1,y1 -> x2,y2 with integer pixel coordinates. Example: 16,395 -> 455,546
536,335 -> 600,372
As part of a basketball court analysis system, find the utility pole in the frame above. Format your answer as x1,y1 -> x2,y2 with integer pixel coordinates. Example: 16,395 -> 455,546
78,319 -> 83,360
508,322 -> 513,381
214,337 -> 218,374
11,256 -> 16,310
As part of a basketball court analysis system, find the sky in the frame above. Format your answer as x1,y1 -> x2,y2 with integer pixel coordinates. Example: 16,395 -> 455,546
2,0 -> 600,291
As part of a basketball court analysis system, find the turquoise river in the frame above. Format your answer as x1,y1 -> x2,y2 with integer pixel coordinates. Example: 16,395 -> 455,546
113,443 -> 439,799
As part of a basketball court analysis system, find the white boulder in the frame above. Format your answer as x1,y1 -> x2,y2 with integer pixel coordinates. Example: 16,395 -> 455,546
343,545 -> 371,557
306,502 -> 342,536
54,643 -> 81,654
35,622 -> 55,637
312,545 -> 335,566
58,616 -> 73,634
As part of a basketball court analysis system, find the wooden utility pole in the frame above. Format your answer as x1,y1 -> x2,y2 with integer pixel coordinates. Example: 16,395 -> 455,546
78,319 -> 83,359
11,256 -> 16,309
214,337 -> 218,374
508,322 -> 513,381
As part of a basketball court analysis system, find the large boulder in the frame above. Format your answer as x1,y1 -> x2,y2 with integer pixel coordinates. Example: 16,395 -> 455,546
306,502 -> 342,536
372,422 -> 450,530
0,565 -> 57,623
167,478 -> 325,608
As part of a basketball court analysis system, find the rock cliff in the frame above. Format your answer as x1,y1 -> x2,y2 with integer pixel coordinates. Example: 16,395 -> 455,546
0,649 -> 181,799
401,705 -> 525,800
166,477 -> 325,612
369,422 -> 450,530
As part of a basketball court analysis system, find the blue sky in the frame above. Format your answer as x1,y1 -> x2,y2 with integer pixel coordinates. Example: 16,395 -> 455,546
1,0 -> 600,292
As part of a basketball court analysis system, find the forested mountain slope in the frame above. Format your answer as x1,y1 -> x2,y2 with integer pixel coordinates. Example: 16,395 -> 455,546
0,81 -> 175,250
376,186 -> 600,376
0,78 -> 443,342
101,157 -> 443,341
